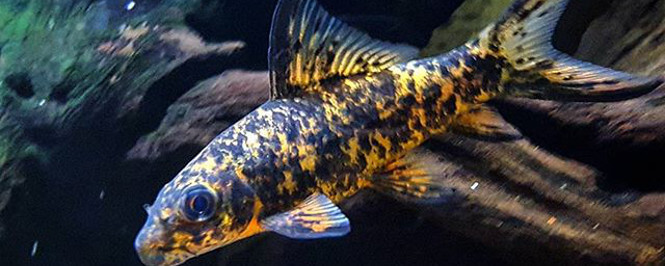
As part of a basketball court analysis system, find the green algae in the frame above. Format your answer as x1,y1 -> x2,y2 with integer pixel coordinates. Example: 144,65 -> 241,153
0,0 -> 203,230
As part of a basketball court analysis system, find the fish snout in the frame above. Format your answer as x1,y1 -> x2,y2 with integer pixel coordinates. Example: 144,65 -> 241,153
135,216 -> 176,266
135,216 -> 194,266
135,228 -> 167,266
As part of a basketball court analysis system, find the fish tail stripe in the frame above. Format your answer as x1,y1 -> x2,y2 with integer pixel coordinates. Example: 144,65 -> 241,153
480,0 -> 663,101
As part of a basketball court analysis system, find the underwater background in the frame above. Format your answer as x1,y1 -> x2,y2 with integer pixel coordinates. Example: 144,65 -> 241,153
1,0 -> 664,265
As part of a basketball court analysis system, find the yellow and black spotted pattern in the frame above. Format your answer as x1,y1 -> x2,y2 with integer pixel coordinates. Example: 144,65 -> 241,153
194,41 -> 505,213
134,41 -> 507,266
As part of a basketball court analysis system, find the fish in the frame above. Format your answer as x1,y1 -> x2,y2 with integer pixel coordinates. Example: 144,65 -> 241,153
134,0 -> 663,265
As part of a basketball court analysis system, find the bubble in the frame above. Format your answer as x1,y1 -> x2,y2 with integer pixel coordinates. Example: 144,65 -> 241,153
470,182 -> 479,190
30,241 -> 39,257
125,1 -> 136,11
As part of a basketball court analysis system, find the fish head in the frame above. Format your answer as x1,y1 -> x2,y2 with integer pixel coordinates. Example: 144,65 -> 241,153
134,169 -> 262,266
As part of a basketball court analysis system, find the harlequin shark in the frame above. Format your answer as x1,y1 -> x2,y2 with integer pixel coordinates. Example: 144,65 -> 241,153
135,0 -> 663,265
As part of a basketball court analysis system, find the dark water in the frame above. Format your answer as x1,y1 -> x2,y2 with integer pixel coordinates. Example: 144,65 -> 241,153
0,0 -> 646,265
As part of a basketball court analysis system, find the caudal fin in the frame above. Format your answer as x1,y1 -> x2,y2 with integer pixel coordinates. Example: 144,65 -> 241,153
479,0 -> 663,101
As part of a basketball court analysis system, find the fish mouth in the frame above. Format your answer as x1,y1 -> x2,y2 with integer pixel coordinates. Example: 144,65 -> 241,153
135,219 -> 197,266
135,230 -> 165,266
135,232 -> 197,266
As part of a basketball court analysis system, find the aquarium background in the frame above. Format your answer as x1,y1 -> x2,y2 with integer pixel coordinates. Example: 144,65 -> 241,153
0,0 -> 664,265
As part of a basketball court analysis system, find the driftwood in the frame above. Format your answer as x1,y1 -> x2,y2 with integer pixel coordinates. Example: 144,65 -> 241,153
415,136 -> 665,265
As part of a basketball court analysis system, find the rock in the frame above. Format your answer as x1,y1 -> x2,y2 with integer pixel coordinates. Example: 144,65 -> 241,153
417,135 -> 665,265
633,194 -> 665,218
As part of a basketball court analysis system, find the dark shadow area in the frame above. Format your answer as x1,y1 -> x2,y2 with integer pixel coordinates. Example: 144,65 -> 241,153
4,72 -> 35,99
0,156 -> 44,264
119,52 -> 249,147
553,0 -> 613,54
185,0 -> 464,69
497,101 -> 665,193
185,0 -> 280,70
207,195 -> 511,266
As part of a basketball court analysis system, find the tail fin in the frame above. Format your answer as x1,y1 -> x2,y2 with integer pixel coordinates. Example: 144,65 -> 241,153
479,0 -> 663,101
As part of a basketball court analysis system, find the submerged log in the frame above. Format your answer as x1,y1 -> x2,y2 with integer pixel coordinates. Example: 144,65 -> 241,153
415,136 -> 665,264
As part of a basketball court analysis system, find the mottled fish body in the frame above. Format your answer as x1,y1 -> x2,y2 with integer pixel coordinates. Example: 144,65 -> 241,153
135,0 -> 663,265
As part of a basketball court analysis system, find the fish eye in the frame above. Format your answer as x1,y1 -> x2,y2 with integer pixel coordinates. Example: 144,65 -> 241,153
181,185 -> 218,222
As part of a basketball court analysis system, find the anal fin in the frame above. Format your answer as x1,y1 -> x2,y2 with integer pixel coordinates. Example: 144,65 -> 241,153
260,193 -> 350,239
371,148 -> 461,204
450,105 -> 522,141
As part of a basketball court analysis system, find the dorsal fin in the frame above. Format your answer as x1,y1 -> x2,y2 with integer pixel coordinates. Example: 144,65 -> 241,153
269,0 -> 419,99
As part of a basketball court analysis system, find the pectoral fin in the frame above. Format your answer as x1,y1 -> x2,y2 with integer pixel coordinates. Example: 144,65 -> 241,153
260,193 -> 350,239
371,148 -> 461,204
450,106 -> 522,140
